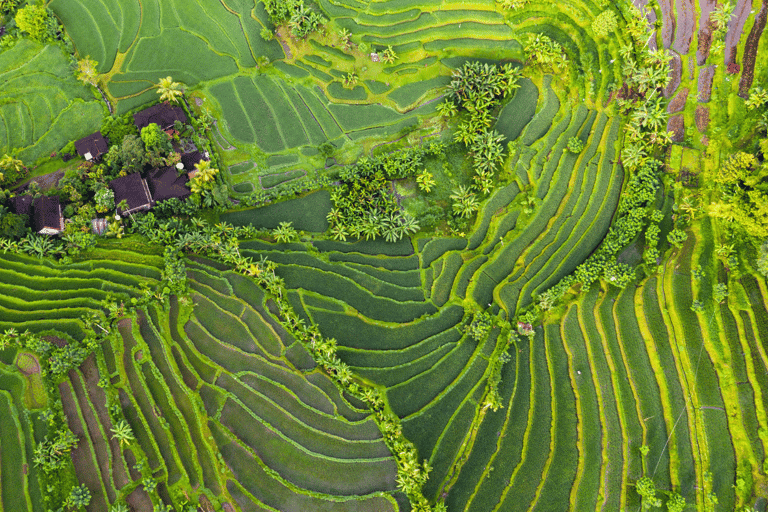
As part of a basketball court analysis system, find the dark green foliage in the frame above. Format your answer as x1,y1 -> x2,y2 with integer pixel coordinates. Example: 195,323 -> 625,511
100,113 -> 139,146
464,311 -> 493,341
140,123 -> 172,154
0,212 -> 28,238
567,136 -> 585,153
15,5 -> 58,43
262,0 -> 327,38
327,144 -> 444,242
0,0 -> 21,14
104,135 -> 148,175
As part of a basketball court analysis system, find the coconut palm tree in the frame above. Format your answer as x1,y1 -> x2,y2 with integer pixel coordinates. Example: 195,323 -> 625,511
156,76 -> 184,103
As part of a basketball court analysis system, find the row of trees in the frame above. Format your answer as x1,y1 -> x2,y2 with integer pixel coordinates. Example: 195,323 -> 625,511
437,61 -> 521,196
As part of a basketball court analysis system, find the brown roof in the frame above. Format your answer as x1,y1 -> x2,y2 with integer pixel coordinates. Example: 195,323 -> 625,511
133,103 -> 188,131
147,166 -> 190,202
181,151 -> 206,170
109,173 -> 152,215
74,131 -> 109,161
10,195 -> 33,216
32,195 -> 63,233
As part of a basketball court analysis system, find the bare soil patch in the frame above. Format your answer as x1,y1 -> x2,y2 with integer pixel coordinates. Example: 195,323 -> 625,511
674,0 -> 696,54
667,87 -> 689,113
739,2 -> 767,98
126,487 -> 154,512
59,381 -> 110,512
696,0 -> 718,64
698,65 -> 715,102
69,366 -> 117,504
668,115 -> 685,142
43,335 -> 68,348
695,106 -> 711,132
655,0 -> 676,48
79,354 -> 132,490
725,0 -> 753,65
664,54 -> 683,97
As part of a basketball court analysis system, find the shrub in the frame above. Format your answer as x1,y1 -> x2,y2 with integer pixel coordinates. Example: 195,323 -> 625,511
0,0 -> 21,15
465,311 -> 493,341
567,136 -> 585,153
667,228 -> 688,248
15,5 -> 58,43
101,114 -> 138,146
592,10 -> 618,37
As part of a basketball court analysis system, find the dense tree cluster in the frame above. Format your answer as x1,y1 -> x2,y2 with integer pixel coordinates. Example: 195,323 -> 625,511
263,0 -> 326,38
326,144 -> 445,242
14,4 -> 58,43
439,61 -> 521,193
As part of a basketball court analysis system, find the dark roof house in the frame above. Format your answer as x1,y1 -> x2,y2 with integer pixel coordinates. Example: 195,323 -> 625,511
9,195 -> 33,216
33,196 -> 64,235
110,173 -> 153,216
147,166 -> 190,202
75,131 -> 109,161
133,103 -> 188,131
180,150 -> 206,171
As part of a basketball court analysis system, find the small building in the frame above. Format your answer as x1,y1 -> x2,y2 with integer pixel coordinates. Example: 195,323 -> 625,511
74,131 -> 109,161
9,195 -> 33,217
180,150 -> 206,171
147,166 -> 191,202
109,173 -> 152,216
133,103 -> 188,132
32,196 -> 64,235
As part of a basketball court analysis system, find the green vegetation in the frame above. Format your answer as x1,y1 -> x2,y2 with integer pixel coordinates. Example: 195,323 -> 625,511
1,0 -> 767,511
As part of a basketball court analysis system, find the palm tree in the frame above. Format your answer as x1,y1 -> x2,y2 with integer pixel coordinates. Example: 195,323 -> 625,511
453,122 -> 476,146
0,154 -> 25,181
331,224 -> 348,241
343,72 -> 358,87
273,221 -> 298,243
450,186 -> 479,218
156,76 -> 184,103
620,143 -> 647,170
382,45 -> 397,64
110,420 -> 134,447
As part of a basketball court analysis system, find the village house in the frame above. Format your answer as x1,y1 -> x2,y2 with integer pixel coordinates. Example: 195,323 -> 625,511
10,194 -> 65,235
110,173 -> 152,216
32,196 -> 65,235
74,132 -> 109,162
133,103 -> 188,132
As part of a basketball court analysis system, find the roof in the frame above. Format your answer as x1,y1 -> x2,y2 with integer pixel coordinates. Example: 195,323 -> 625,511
181,151 -> 206,170
133,103 -> 188,131
74,132 -> 109,161
147,166 -> 191,202
32,195 -> 63,233
9,195 -> 33,216
109,173 -> 153,215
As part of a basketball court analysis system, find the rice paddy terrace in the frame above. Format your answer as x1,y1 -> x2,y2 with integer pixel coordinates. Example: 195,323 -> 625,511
0,0 -> 766,510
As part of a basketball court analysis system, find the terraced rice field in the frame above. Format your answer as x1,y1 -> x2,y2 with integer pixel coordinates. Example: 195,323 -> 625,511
4,0 -> 767,509
0,249 -> 404,511
0,40 -> 103,163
